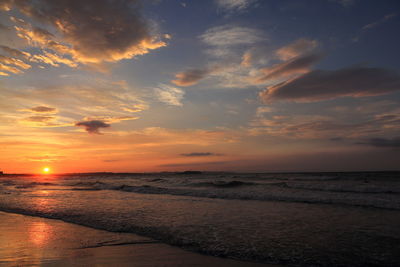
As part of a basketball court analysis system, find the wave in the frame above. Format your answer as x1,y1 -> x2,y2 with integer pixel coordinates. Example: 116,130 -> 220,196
70,183 -> 400,210
279,182 -> 400,194
1,190 -> 399,267
187,180 -> 257,188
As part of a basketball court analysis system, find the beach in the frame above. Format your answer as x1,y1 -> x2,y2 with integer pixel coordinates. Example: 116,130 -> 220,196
0,211 -> 270,266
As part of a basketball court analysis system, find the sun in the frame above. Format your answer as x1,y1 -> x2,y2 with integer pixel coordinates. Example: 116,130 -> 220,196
42,167 -> 50,174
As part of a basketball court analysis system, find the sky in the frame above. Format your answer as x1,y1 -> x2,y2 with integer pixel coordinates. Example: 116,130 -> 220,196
0,0 -> 399,173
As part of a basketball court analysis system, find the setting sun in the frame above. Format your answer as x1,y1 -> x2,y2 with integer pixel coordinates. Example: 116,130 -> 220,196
43,167 -> 50,174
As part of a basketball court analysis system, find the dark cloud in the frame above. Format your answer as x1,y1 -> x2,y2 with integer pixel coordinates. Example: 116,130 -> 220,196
260,66 -> 400,102
172,68 -> 211,87
0,45 -> 31,58
159,161 -> 227,168
27,106 -> 57,113
0,23 -> 9,30
8,0 -> 166,63
250,111 -> 400,139
255,53 -> 323,83
180,152 -> 223,157
357,137 -> 400,148
75,120 -> 110,134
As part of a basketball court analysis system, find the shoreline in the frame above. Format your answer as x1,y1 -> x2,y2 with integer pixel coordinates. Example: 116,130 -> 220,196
0,211 -> 278,266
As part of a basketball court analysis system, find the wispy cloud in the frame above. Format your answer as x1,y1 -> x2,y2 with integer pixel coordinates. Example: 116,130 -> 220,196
276,38 -> 319,61
201,25 -> 265,51
215,0 -> 258,13
180,152 -> 224,157
249,109 -> 400,140
331,0 -> 355,7
362,13 -> 397,31
23,106 -> 58,114
172,24 -> 267,88
154,84 -> 185,106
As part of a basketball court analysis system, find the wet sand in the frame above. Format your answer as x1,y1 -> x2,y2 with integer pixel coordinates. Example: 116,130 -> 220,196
0,211 -> 275,266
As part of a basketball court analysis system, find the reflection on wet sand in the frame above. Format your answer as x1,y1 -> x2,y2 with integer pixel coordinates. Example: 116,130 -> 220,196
29,221 -> 52,246
0,212 -> 268,266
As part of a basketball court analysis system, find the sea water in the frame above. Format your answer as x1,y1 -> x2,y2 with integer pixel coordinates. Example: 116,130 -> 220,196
0,172 -> 399,266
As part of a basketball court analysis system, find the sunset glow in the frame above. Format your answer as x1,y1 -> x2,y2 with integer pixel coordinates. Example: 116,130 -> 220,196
42,167 -> 50,174
0,0 -> 399,174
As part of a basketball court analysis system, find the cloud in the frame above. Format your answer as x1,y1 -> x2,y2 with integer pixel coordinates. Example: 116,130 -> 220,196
0,0 -> 13,11
0,55 -> 31,69
201,25 -> 265,48
24,115 -> 54,122
159,161 -> 227,168
0,63 -> 23,74
180,152 -> 223,157
0,45 -> 31,59
172,68 -> 212,87
7,0 -> 166,64
171,24 -> 267,88
0,78 -> 148,125
255,53 -> 323,83
121,103 -> 149,113
15,25 -> 55,45
362,13 -> 397,31
255,106 -> 274,117
75,120 -> 110,134
25,106 -> 57,113
154,84 -> 185,106
249,110 -> 400,139
19,114 -> 72,128
215,0 -> 257,13
82,115 -> 138,124
357,137 -> 400,148
260,66 -> 400,102
331,0 -> 355,7
276,38 -> 318,60
240,51 -> 253,67
26,155 -> 64,162
30,51 -> 77,67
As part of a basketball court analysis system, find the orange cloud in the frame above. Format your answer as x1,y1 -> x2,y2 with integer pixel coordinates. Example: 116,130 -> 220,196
276,38 -> 318,60
0,63 -> 23,74
9,0 -> 167,64
254,53 -> 322,84
0,55 -> 31,69
172,68 -> 211,87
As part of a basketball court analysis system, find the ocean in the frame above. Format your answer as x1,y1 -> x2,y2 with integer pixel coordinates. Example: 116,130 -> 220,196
1,171 -> 399,266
